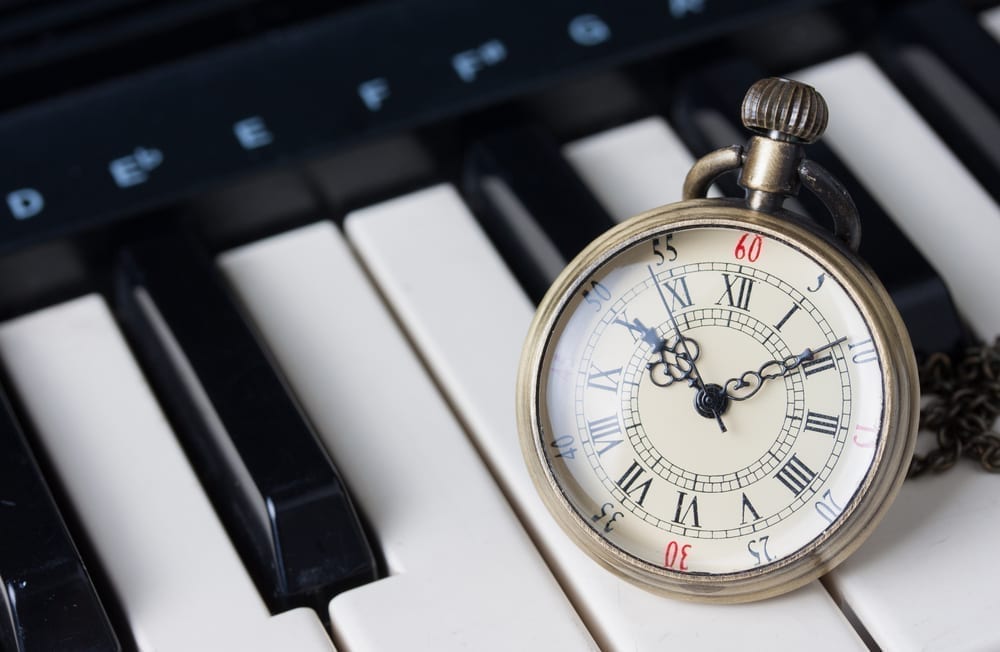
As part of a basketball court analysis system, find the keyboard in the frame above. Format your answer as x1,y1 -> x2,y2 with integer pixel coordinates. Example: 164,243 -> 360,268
0,1 -> 998,650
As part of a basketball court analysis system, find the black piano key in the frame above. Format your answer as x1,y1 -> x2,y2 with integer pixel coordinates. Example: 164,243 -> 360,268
113,234 -> 377,617
873,0 -> 1000,204
463,124 -> 616,303
670,59 -> 971,357
0,390 -> 121,652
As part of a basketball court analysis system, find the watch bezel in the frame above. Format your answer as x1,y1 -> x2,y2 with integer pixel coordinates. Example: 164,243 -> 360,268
516,198 -> 919,603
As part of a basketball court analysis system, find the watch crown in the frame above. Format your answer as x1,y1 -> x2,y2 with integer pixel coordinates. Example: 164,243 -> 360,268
741,77 -> 828,144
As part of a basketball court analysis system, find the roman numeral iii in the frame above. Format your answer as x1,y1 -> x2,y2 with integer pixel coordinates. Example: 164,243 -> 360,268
803,410 -> 839,436
774,454 -> 817,496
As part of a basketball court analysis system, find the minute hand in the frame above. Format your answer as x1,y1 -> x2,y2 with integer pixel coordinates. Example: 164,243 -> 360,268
724,337 -> 848,402
646,265 -> 727,433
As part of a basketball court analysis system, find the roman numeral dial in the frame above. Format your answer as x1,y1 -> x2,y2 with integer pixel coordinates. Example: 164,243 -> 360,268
529,221 -> 895,591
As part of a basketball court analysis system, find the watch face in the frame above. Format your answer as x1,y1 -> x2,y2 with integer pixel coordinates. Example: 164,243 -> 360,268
520,203 -> 916,601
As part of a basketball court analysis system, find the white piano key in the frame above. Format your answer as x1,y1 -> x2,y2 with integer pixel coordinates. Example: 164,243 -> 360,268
981,5 -> 1000,41
828,470 -> 1000,651
0,295 -> 333,652
797,53 -> 1000,341
797,53 -> 1000,650
344,183 -> 866,651
562,116 -> 697,221
216,222 -> 596,652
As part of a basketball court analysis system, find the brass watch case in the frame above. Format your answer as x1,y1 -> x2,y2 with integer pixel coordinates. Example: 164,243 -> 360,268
516,198 -> 919,603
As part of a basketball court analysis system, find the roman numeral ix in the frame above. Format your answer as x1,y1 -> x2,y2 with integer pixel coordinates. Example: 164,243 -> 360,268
612,311 -> 661,350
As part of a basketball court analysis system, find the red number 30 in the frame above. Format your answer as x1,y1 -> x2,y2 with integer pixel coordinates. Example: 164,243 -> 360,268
664,540 -> 691,571
734,233 -> 763,262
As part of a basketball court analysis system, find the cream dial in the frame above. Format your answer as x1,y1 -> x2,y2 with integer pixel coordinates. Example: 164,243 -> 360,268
519,202 -> 917,602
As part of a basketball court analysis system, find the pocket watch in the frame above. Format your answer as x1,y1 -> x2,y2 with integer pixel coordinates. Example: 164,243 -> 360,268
516,78 -> 919,602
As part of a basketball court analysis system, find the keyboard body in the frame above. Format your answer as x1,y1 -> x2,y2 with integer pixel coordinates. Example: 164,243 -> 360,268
1,1 -> 999,650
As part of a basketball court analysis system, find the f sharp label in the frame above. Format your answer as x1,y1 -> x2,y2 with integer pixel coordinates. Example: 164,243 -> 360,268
670,0 -> 705,18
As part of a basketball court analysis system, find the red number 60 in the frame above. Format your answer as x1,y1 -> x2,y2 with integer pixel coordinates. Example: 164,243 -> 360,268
734,233 -> 763,262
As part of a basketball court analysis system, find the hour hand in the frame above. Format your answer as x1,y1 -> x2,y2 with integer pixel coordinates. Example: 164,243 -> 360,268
647,335 -> 702,387
724,337 -> 847,401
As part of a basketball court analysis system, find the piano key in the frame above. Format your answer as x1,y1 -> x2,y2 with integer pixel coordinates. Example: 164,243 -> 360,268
562,116 -> 699,220
670,58 -> 969,357
797,53 -> 1000,342
797,53 -> 1000,650
0,296 -> 334,652
114,234 -> 377,614
891,0 -> 1000,120
0,389 -> 121,652
562,109 -> 803,245
873,0 -> 1000,204
216,222 -> 597,652
306,135 -> 437,211
825,470 -> 1000,651
187,168 -> 323,251
983,5 -> 1000,40
343,183 -> 866,650
464,125 -> 614,301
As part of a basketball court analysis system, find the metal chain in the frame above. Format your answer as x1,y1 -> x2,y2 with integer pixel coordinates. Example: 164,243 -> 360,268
909,337 -> 1000,478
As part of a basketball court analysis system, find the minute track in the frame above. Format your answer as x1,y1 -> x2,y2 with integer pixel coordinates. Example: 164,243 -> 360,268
564,228 -> 862,546
620,307 -> 805,493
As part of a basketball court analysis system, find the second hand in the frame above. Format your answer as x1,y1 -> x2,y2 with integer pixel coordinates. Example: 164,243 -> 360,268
647,265 -> 727,433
